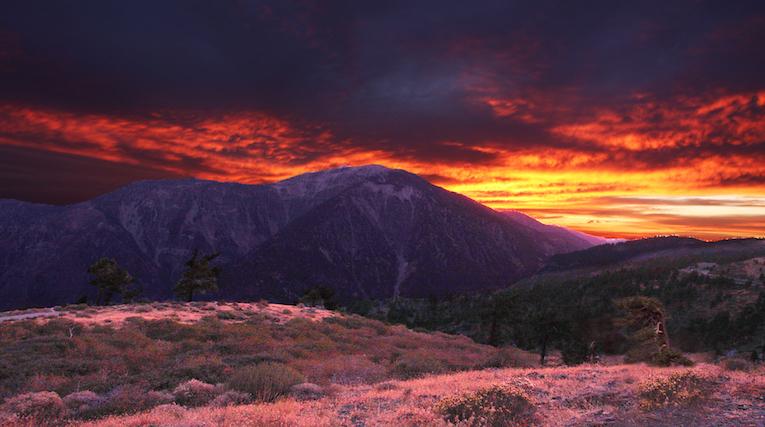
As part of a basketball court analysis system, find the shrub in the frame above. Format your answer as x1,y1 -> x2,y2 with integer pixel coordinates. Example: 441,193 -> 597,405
650,347 -> 694,367
375,382 -> 398,391
0,391 -> 66,423
480,348 -> 536,369
392,354 -> 445,379
720,357 -> 752,371
638,371 -> 709,410
227,363 -> 305,402
435,385 -> 535,426
169,355 -> 227,385
98,385 -> 173,417
146,404 -> 187,420
62,390 -> 105,418
210,390 -> 251,407
26,374 -> 69,393
172,379 -> 218,407
0,412 -> 16,424
289,382 -> 324,401
293,354 -> 386,385
216,310 -> 245,321
561,340 -> 589,366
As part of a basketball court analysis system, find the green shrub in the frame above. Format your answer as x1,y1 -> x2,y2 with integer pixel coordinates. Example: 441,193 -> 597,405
392,354 -> 444,379
638,371 -> 709,410
172,379 -> 218,407
650,347 -> 694,367
480,348 -> 536,369
289,382 -> 325,401
0,391 -> 66,423
560,340 -> 589,366
227,363 -> 305,402
720,357 -> 752,371
168,355 -> 227,385
62,390 -> 105,419
97,385 -> 173,417
435,385 -> 536,426
216,310 -> 246,320
211,390 -> 251,407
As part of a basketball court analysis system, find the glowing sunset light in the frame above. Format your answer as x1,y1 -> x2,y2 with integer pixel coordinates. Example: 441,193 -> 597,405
0,2 -> 763,240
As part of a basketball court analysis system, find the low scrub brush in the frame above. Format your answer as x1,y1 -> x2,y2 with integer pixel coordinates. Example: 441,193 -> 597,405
638,371 -> 710,410
434,384 -> 535,426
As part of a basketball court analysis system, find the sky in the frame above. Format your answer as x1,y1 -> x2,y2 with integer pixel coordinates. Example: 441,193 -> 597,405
0,1 -> 764,240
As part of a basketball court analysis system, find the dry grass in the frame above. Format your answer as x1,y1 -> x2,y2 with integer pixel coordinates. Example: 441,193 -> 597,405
0,302 -> 516,423
75,363 -> 765,427
0,301 -> 337,327
47,301 -> 336,326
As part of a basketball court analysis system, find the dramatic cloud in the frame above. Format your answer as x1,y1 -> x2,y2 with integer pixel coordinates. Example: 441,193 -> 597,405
0,0 -> 764,238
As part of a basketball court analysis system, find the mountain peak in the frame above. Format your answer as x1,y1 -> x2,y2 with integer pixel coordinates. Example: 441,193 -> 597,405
272,164 -> 407,198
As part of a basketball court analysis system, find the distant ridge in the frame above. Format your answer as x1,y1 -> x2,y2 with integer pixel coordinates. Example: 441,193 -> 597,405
541,236 -> 765,272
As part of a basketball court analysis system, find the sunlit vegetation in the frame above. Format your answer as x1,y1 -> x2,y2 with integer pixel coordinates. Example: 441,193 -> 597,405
0,304 -> 512,423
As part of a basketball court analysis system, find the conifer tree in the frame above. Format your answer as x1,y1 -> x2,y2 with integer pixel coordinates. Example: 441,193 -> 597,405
615,296 -> 691,365
88,258 -> 134,305
174,250 -> 221,302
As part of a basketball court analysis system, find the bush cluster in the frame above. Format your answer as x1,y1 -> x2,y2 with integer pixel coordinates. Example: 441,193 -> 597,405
434,384 -> 535,427
172,379 -> 218,407
650,347 -> 694,367
638,371 -> 709,410
0,391 -> 66,422
227,363 -> 305,402
720,357 -> 752,371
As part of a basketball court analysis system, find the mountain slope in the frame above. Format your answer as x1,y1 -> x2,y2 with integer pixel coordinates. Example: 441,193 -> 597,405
0,165 -> 605,309
502,211 -> 608,253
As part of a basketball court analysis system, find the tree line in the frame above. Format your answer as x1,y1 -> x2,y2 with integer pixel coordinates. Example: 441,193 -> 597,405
349,260 -> 765,365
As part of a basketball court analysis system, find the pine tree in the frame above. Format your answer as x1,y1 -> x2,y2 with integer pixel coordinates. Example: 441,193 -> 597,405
88,258 -> 134,305
300,286 -> 337,310
173,250 -> 221,302
615,296 -> 691,366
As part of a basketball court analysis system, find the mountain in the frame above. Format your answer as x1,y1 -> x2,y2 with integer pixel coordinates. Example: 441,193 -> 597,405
501,211 -> 610,250
0,165 -> 605,310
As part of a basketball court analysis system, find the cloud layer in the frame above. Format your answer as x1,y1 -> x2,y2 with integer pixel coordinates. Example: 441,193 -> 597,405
1,0 -> 764,239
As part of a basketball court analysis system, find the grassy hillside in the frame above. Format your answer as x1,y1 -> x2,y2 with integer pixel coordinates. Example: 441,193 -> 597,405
78,363 -> 764,427
0,302 -> 530,425
1,302 -> 763,425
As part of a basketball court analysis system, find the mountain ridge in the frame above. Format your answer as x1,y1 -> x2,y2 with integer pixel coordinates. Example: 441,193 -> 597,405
0,165 -> 606,310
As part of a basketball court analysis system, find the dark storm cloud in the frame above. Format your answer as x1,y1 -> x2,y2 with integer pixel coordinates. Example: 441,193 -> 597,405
0,145 -> 184,204
2,0 -> 763,158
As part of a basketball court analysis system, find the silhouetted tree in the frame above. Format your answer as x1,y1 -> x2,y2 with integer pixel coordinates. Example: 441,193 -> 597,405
88,258 -> 134,305
482,292 -> 518,347
528,308 -> 568,366
174,250 -> 220,302
300,286 -> 337,310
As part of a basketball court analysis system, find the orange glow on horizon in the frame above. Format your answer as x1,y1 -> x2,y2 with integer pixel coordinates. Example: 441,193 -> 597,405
0,92 -> 764,241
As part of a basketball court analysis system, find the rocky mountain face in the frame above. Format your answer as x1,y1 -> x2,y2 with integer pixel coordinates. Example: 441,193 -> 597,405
0,165 -> 605,309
